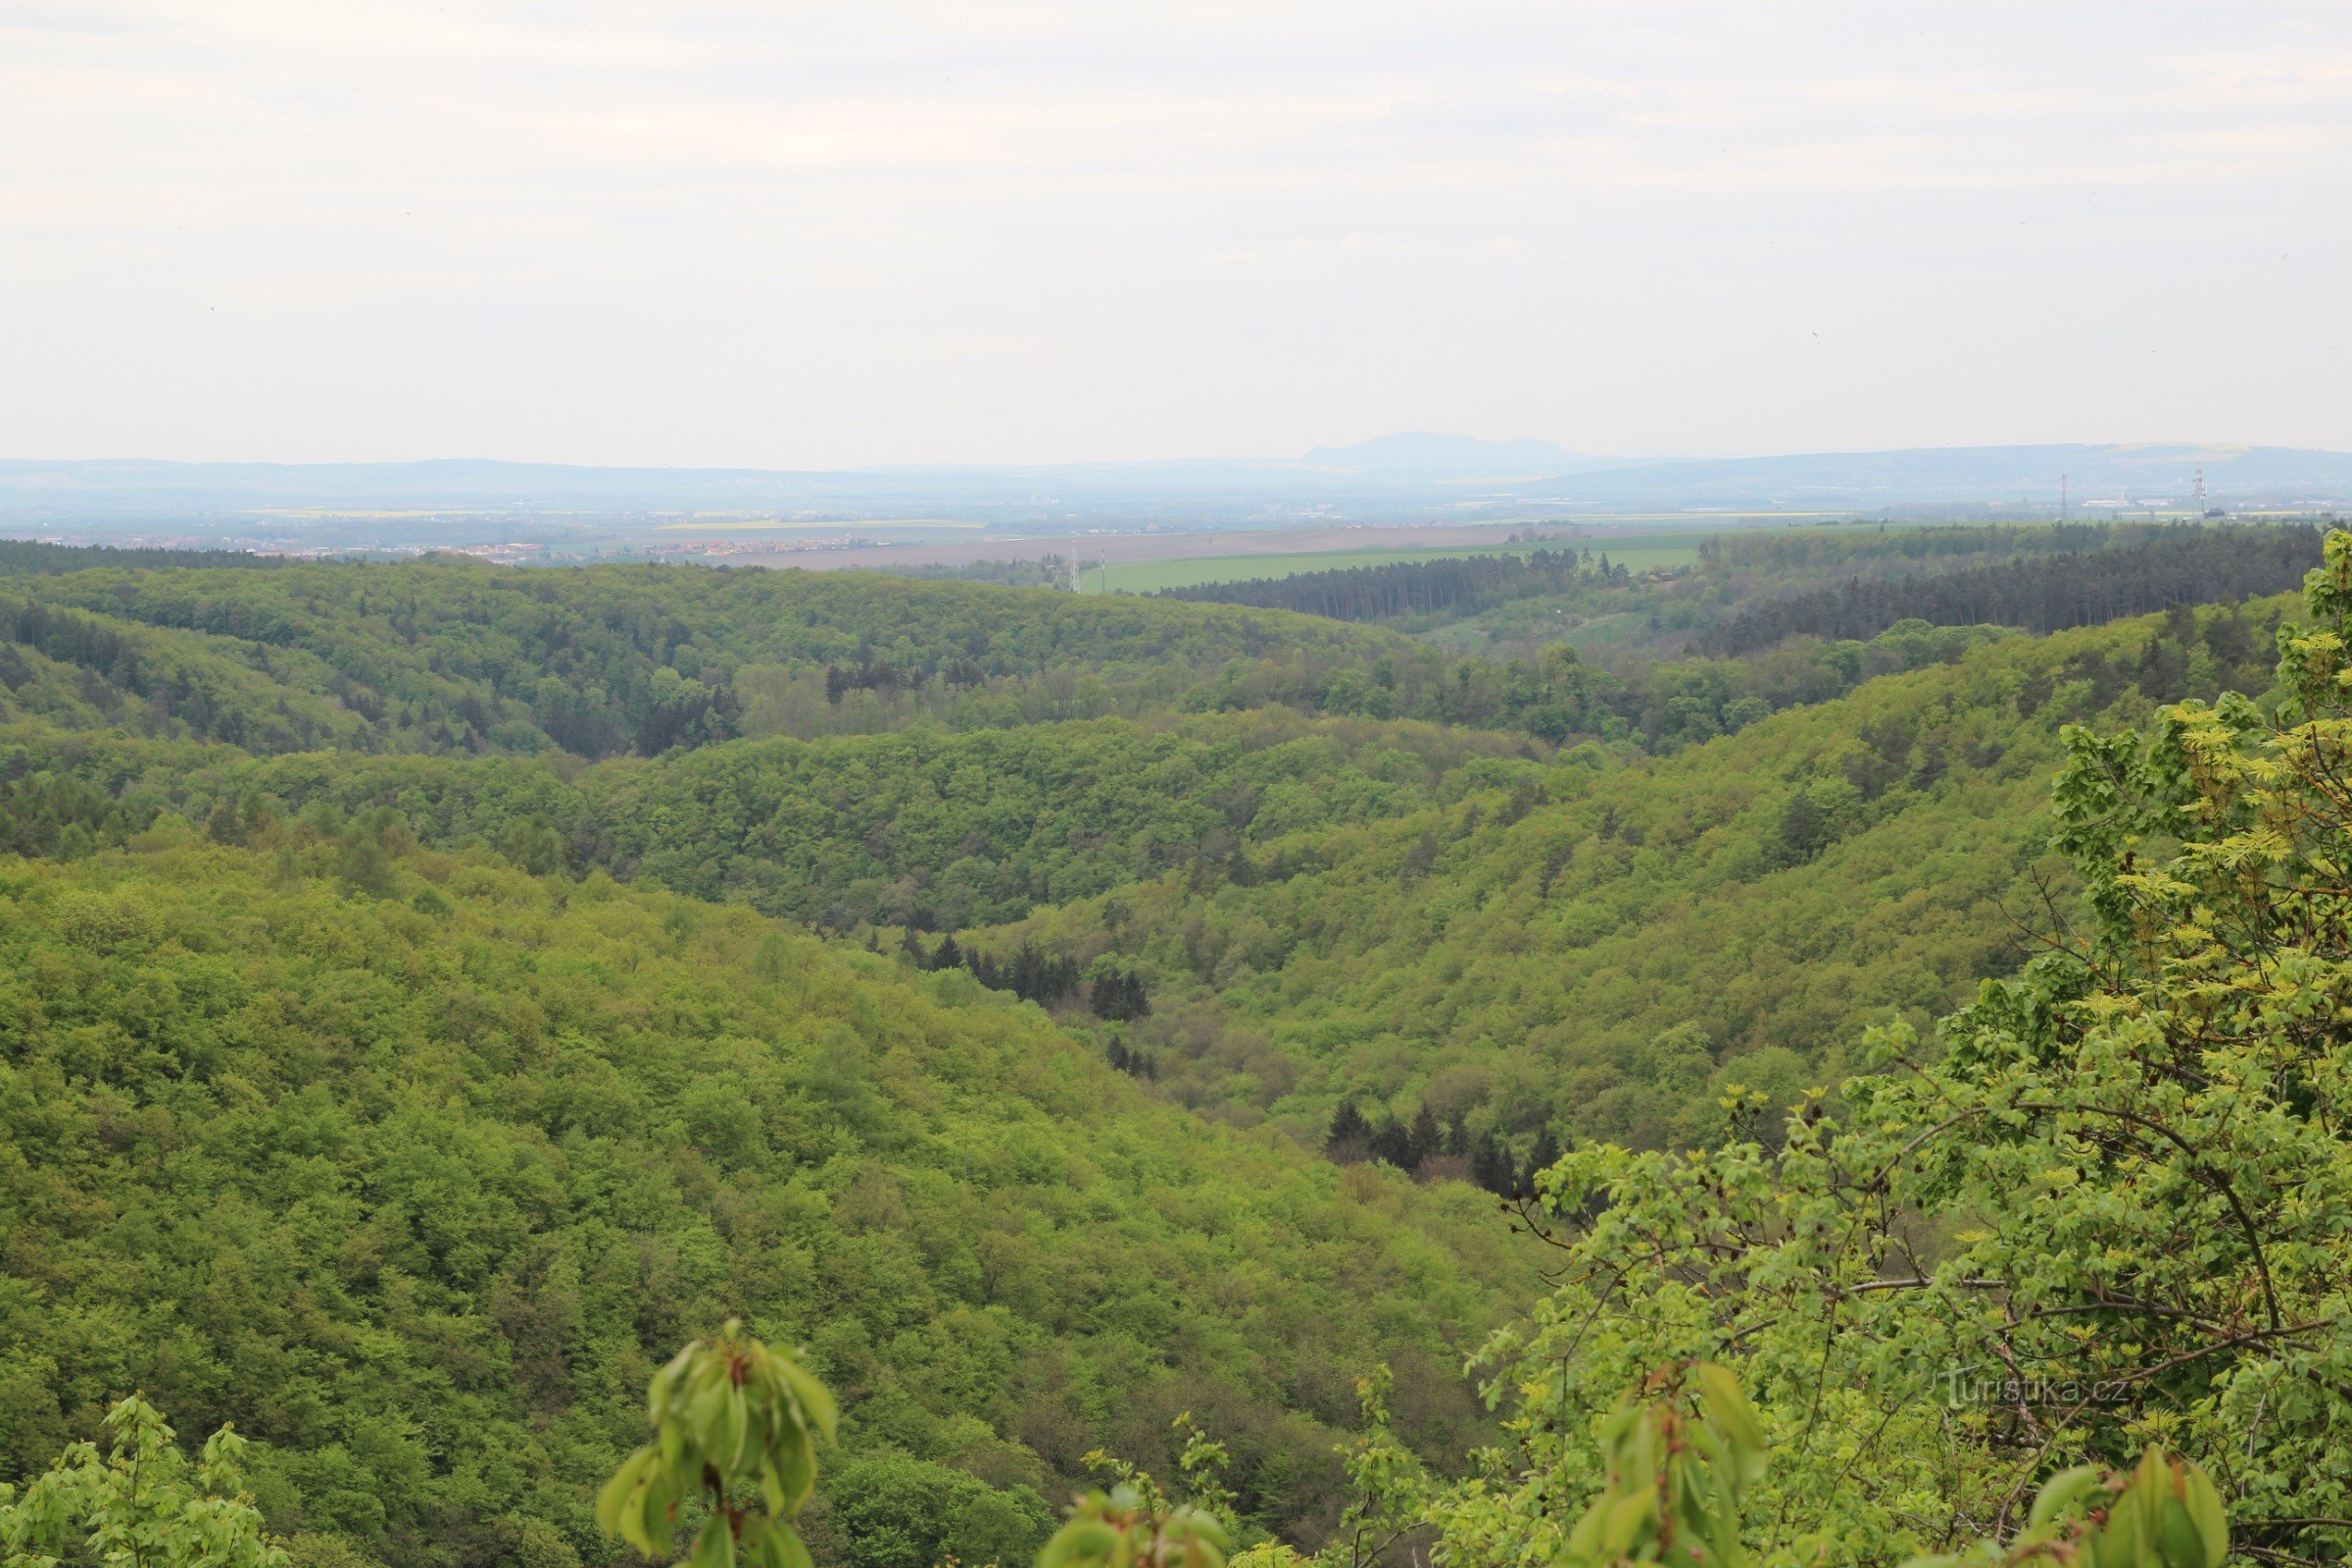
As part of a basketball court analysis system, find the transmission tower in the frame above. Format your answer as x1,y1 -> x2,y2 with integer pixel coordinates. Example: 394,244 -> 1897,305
2193,466 -> 2208,513
2060,473 -> 2069,521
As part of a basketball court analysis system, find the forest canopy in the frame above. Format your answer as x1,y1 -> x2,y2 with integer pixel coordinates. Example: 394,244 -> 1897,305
3,518 -> 2345,1568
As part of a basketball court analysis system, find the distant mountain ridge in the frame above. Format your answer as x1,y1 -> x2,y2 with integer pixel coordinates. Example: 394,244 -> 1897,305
1503,443 -> 2352,508
2,441 -> 2347,530
1298,432 -> 1613,475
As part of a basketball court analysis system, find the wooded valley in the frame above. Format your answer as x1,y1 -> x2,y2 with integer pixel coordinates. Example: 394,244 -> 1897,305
5,519 -> 2351,1568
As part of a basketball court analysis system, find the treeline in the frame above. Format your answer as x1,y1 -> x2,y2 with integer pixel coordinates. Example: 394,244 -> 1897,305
1694,519 -> 2155,576
1158,548 -> 1631,622
7,536 -> 2310,769
884,556 -> 1080,589
1325,1101 -> 1545,1196
0,555 -> 1399,759
0,540 -> 289,574
0,711 -> 1518,935
909,931 -> 1152,1027
1694,521 -> 2323,656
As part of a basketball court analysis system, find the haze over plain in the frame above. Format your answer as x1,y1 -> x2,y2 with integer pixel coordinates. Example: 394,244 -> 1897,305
5,1 -> 2349,470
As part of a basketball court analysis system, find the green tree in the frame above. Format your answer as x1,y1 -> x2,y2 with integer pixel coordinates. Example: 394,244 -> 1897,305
596,1321 -> 838,1568
822,1456 -> 1052,1568
0,1396 -> 285,1568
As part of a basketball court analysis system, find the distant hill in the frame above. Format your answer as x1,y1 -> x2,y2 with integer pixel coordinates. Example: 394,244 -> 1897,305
2,442 -> 2347,533
1496,443 -> 2352,508
1298,432 -> 1607,476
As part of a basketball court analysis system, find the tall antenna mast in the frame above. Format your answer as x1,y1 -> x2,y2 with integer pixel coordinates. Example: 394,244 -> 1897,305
2060,472 -> 2069,521
2193,466 -> 2208,513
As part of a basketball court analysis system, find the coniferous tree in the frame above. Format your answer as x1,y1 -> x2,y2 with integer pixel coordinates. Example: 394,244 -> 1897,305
1471,1132 -> 1516,1195
1326,1102 -> 1373,1162
1407,1103 -> 1444,1169
1369,1117 -> 1416,1170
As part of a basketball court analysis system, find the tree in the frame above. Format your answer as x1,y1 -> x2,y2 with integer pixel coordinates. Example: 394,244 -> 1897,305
1091,969 -> 1151,1022
595,1320 -> 838,1568
1037,1416 -> 1233,1568
1404,1103 -> 1442,1169
501,813 -> 565,877
822,1456 -> 1051,1568
1324,1102 -> 1372,1163
1469,1133 -> 1515,1196
1367,1117 -> 1415,1170
0,1396 -> 285,1568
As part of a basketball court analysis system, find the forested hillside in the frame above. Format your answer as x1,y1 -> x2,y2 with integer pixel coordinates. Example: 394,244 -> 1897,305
967,597 -> 2289,1166
0,830 -> 1522,1567
0,710 -> 1529,935
1155,521 -> 2316,662
1,556 -> 1405,758
1693,521 -> 2321,655
1161,549 -> 1624,623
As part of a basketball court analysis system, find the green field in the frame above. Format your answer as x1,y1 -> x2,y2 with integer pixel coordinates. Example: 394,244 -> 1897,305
1079,531 -> 1710,593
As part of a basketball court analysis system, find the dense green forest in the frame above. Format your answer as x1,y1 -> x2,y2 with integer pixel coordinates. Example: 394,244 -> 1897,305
1692,521 -> 2321,655
1154,521 -> 2318,662
967,597 -> 2289,1162
6,523 -> 2352,1568
0,829 -> 1522,1566
1160,549 -> 1628,624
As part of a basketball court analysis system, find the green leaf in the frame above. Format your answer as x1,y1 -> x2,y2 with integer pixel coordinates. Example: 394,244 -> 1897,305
593,1447 -> 650,1539
772,1357 -> 839,1444
2181,1460 -> 2230,1568
687,1518 -> 737,1568
1693,1362 -> 1767,1476
2027,1466 -> 2104,1530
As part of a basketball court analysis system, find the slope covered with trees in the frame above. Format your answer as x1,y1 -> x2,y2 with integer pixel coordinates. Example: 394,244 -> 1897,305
0,829 -> 1525,1568
1694,521 -> 2321,656
0,557 -> 1411,758
0,709 -> 1531,937
1160,549 -> 1625,623
1351,534 -> 2352,1568
966,598 -> 2290,1168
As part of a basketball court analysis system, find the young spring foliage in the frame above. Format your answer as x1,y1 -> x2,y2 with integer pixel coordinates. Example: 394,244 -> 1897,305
595,1322 -> 837,1568
0,830 -> 1516,1565
1556,1363 -> 1767,1568
0,1396 -> 283,1568
1907,1449 -> 2228,1568
1328,532 -> 2352,1566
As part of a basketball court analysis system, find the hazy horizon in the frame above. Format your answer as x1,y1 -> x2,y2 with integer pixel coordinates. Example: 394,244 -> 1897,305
6,3 -> 2349,467
9,433 -> 2352,474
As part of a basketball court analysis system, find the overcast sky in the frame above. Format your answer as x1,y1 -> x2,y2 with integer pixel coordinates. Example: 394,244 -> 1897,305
4,1 -> 2348,466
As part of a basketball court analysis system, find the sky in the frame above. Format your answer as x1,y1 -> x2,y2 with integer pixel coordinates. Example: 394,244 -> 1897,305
3,1 -> 2349,467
